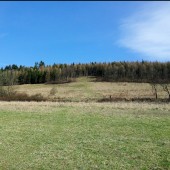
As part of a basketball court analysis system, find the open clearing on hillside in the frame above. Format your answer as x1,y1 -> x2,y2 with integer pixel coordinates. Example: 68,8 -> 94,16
0,101 -> 169,169
15,77 -> 170,102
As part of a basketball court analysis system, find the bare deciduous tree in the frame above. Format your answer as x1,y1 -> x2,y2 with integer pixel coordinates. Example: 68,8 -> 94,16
150,83 -> 158,99
0,70 -> 17,97
161,84 -> 170,100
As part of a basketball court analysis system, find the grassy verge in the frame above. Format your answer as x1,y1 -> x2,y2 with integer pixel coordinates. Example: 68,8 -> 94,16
0,101 -> 169,169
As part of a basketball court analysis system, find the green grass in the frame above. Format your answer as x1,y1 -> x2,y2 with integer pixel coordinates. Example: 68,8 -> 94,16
0,102 -> 169,169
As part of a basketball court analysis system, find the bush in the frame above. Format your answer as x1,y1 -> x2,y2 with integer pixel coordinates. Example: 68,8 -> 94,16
0,86 -> 7,97
0,92 -> 46,102
50,87 -> 57,96
29,93 -> 46,102
0,85 -> 17,98
45,78 -> 76,84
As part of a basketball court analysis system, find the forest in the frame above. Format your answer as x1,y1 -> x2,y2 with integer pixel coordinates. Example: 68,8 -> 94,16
0,61 -> 170,85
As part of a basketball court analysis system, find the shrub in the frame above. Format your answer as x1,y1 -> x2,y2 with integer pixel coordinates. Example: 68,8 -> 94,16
29,93 -> 46,102
0,86 -> 7,97
50,87 -> 57,96
0,92 -> 46,102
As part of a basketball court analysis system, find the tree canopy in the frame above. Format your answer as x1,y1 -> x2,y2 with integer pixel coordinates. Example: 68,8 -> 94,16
0,61 -> 170,85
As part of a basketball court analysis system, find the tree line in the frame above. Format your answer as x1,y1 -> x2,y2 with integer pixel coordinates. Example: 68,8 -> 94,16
0,61 -> 170,85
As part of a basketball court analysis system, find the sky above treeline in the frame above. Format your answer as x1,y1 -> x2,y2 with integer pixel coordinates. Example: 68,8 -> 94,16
0,1 -> 170,67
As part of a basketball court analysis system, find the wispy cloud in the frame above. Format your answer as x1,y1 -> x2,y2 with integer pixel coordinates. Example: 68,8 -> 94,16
118,2 -> 170,61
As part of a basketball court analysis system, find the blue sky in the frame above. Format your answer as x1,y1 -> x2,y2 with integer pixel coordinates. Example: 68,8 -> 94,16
0,1 -> 170,67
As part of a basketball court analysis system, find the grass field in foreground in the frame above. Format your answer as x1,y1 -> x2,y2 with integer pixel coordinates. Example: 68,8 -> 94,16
0,102 -> 169,169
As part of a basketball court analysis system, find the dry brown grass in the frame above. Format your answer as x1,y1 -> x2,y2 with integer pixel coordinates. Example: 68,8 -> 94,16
0,101 -> 170,114
14,77 -> 170,102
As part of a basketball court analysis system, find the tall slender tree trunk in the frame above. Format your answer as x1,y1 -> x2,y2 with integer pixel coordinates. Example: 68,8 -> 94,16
151,84 -> 158,99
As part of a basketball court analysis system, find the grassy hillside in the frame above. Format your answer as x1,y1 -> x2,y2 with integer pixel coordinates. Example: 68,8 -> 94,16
0,78 -> 169,169
15,77 -> 169,102
0,101 -> 169,169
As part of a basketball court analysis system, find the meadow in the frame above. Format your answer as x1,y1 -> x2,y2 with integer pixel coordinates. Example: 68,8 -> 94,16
0,102 -> 170,169
0,77 -> 170,169
15,77 -> 169,102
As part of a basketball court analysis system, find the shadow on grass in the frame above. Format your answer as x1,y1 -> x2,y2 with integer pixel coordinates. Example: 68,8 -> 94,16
45,78 -> 76,85
98,97 -> 170,103
0,93 -> 47,102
